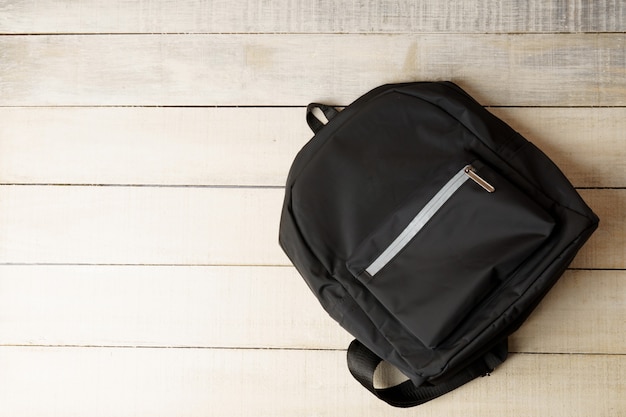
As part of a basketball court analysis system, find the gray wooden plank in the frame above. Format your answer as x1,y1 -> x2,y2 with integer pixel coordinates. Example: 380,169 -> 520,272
1,0 -> 624,34
1,34 -> 624,106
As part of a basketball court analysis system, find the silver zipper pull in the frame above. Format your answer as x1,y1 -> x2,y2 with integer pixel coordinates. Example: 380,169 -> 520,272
464,165 -> 495,193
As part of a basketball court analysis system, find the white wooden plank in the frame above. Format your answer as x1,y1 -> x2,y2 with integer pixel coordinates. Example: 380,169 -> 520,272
0,265 -> 347,349
510,270 -> 626,354
1,107 -> 624,188
0,266 -> 623,354
1,34 -> 625,106
0,186 -> 287,266
0,107 -> 309,186
0,347 -> 623,417
0,187 -> 615,268
1,0 -> 624,34
489,107 -> 626,189
571,189 -> 624,270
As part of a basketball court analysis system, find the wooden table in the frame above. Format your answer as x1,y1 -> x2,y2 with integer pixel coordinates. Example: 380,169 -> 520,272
0,1 -> 624,415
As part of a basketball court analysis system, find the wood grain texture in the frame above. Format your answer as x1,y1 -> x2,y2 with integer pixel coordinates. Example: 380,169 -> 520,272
0,186 -> 287,266
0,266 -> 623,354
0,186 -> 615,268
489,107 -> 626,189
511,270 -> 626,354
0,265 -> 345,350
1,34 -> 625,106
0,347 -> 624,417
0,107 -> 309,186
1,107 -> 625,188
571,189 -> 625,269
1,0 -> 624,34
0,2 -> 622,415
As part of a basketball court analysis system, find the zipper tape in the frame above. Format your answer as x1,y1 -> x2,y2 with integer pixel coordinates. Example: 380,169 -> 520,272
365,164 -> 494,277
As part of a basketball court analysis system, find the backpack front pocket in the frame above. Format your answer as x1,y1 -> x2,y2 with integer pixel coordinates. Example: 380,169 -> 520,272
346,160 -> 555,347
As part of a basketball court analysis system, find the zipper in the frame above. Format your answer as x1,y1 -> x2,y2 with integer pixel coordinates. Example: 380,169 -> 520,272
465,166 -> 495,193
365,164 -> 495,277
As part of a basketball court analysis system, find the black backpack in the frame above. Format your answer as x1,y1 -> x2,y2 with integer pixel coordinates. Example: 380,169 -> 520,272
278,82 -> 599,407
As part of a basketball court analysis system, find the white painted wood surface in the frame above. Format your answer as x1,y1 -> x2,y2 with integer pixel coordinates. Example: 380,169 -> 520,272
0,347 -> 624,417
0,186 -> 287,265
1,0 -> 624,34
0,187 -> 620,268
0,2 -> 624,416
0,266 -> 623,354
1,107 -> 624,187
1,34 -> 625,106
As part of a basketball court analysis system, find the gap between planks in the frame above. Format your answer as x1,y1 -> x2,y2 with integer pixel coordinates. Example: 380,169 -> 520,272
0,345 -> 624,356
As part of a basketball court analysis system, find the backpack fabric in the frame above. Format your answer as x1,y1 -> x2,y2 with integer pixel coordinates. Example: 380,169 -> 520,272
278,82 -> 599,407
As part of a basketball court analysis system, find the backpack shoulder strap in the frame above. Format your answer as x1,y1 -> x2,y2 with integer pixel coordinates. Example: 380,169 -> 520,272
346,339 -> 508,408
